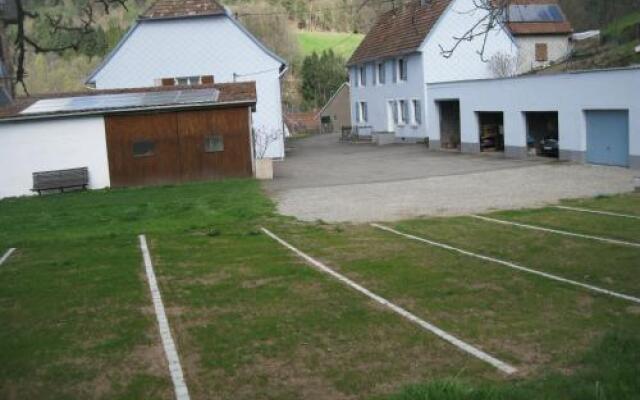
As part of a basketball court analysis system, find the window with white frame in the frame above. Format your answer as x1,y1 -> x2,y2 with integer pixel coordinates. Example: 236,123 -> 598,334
176,76 -> 201,86
359,65 -> 367,87
397,58 -> 408,81
398,100 -> 408,124
412,99 -> 422,125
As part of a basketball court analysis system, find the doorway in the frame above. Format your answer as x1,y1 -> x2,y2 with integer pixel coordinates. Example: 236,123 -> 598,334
477,112 -> 504,152
525,111 -> 559,158
437,100 -> 461,150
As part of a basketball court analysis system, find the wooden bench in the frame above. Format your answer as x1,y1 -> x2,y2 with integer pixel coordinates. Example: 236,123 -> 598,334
32,167 -> 89,195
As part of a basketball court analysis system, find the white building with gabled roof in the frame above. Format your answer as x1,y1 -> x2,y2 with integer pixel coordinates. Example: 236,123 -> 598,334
86,0 -> 288,159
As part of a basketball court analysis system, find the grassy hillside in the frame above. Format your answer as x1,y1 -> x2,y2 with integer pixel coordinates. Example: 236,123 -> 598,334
540,11 -> 640,74
296,30 -> 363,59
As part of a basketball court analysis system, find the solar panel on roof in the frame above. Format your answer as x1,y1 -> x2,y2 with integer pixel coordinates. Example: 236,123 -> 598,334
508,4 -> 565,23
20,88 -> 220,116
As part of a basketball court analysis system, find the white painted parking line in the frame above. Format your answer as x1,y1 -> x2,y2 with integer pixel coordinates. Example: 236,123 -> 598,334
372,224 -> 640,305
261,227 -> 517,375
554,205 -> 640,220
0,248 -> 16,266
138,235 -> 191,400
471,215 -> 640,249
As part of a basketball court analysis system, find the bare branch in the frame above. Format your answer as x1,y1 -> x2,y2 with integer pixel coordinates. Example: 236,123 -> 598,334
438,0 -> 510,61
10,0 -> 128,94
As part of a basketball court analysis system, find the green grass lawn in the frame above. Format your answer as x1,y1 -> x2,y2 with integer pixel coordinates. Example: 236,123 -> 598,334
1,182 -> 639,399
296,30 -> 364,59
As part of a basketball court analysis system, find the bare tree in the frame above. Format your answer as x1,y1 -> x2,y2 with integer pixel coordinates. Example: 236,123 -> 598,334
488,51 -> 516,77
4,0 -> 128,95
439,0 -> 510,61
253,128 -> 283,159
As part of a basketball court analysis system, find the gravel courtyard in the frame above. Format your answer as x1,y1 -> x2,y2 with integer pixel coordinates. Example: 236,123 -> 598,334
264,133 -> 638,222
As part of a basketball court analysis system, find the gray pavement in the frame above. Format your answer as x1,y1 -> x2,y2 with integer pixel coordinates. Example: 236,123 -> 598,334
263,134 -> 637,223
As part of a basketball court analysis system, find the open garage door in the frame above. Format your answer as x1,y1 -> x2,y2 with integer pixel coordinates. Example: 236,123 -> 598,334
437,100 -> 461,150
525,112 -> 559,159
586,110 -> 629,167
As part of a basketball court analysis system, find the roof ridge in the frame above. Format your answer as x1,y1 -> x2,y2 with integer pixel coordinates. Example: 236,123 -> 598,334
140,0 -> 226,20
347,0 -> 452,66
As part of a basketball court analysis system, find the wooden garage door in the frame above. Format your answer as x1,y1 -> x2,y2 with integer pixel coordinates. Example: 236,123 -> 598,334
105,108 -> 252,188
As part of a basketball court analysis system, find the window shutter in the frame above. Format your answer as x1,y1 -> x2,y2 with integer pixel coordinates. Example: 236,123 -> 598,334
372,64 -> 377,85
355,101 -> 360,122
161,78 -> 175,86
201,75 -> 214,84
362,103 -> 368,122
535,43 -> 548,62
392,60 -> 398,83
379,63 -> 386,84
361,66 -> 367,86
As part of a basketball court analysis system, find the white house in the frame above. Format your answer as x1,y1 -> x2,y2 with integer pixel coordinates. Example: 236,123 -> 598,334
507,0 -> 573,73
85,0 -> 288,159
347,0 -> 518,144
347,0 -> 576,145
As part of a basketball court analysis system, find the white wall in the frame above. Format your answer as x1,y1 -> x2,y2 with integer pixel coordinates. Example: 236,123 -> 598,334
420,0 -> 518,83
515,35 -> 571,74
88,16 -> 285,158
0,117 -> 111,199
427,67 -> 640,167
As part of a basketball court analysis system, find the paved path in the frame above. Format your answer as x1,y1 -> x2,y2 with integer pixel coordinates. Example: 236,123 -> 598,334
264,134 -> 637,223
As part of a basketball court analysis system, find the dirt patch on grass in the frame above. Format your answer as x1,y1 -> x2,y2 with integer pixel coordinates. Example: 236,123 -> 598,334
625,305 -> 640,315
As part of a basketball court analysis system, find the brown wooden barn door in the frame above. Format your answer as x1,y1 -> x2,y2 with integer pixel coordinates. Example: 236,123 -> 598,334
105,113 -> 181,187
176,110 -> 222,181
176,108 -> 252,180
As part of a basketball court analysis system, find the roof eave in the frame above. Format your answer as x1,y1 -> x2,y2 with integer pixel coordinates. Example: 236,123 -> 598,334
0,99 -> 257,123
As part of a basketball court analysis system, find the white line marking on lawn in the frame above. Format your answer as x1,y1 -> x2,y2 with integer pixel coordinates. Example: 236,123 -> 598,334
0,248 -> 16,266
138,235 -> 191,400
372,224 -> 640,305
261,227 -> 517,375
554,206 -> 640,221
471,215 -> 640,249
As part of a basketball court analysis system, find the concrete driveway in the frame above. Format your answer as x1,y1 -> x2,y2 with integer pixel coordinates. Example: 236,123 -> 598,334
263,133 -> 638,222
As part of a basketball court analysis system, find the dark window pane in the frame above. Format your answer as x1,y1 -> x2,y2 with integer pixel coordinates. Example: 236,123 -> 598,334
133,140 -> 155,157
204,135 -> 224,152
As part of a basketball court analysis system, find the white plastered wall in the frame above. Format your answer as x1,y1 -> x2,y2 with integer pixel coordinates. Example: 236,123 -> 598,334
0,117 -> 111,199
426,67 -> 640,167
515,35 -> 572,74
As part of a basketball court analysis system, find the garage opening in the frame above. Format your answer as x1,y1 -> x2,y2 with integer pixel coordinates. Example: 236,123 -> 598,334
525,111 -> 559,158
477,112 -> 504,152
437,100 -> 461,150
